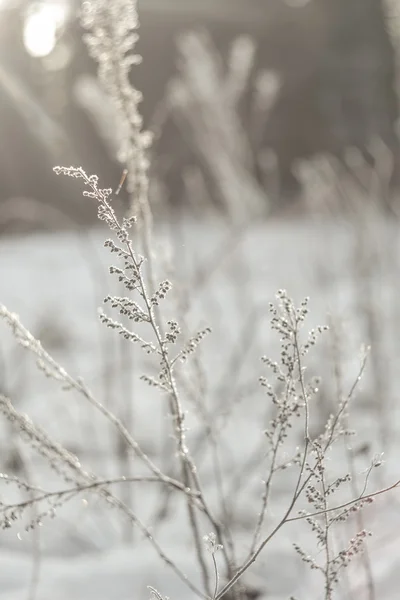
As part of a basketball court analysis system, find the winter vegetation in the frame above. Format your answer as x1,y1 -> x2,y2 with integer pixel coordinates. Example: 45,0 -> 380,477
1,1 -> 400,600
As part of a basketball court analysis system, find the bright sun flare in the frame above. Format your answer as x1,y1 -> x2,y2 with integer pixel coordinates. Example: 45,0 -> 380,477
23,2 -> 69,58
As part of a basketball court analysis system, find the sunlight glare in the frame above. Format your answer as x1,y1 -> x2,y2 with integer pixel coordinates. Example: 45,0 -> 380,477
23,1 -> 69,58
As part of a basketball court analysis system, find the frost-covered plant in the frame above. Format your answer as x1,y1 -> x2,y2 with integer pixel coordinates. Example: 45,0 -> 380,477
2,282 -> 399,599
1,2 -> 400,600
80,0 -> 151,213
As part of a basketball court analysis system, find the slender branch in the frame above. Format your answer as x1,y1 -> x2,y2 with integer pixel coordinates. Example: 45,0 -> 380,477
286,479 -> 400,524
0,474 -> 202,514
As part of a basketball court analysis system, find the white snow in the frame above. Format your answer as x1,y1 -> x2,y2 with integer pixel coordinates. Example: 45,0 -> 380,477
1,214 -> 400,599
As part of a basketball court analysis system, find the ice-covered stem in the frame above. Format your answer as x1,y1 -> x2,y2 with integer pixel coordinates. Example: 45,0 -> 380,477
0,396 -> 204,598
80,0 -> 156,300
0,304 -> 182,490
53,165 -> 220,595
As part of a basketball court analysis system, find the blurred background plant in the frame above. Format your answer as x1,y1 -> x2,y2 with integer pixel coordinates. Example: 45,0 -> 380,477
1,0 -> 400,228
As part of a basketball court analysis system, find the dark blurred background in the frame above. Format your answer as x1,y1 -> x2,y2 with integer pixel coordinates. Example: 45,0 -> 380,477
0,0 -> 399,231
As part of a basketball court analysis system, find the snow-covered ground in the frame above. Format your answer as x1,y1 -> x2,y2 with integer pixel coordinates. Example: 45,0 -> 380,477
1,213 -> 400,599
